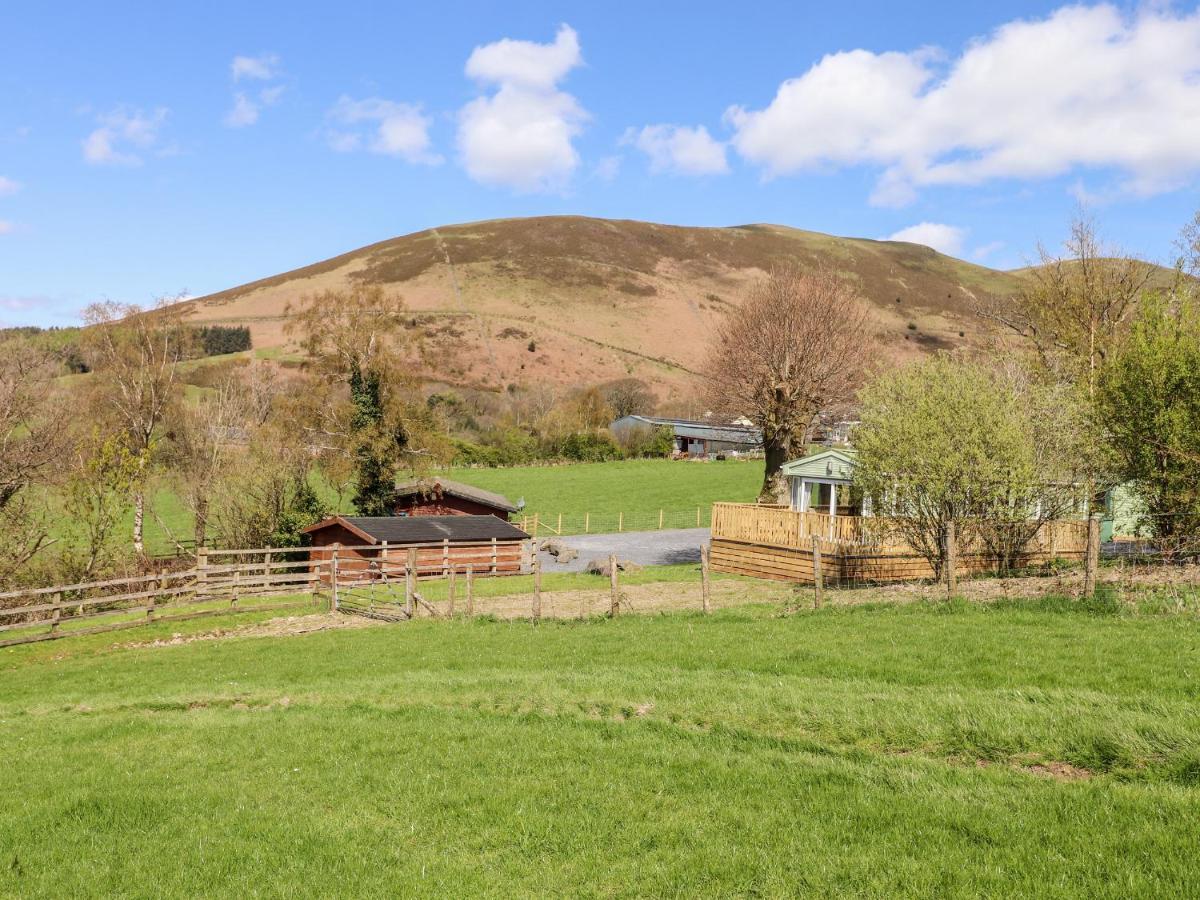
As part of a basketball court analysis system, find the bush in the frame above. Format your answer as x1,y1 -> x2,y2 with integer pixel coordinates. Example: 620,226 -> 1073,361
452,429 -> 541,467
551,431 -> 623,462
617,425 -> 674,458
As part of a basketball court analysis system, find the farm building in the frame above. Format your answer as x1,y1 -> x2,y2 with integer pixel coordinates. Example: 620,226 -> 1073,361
609,415 -> 762,457
710,448 -> 1088,584
392,476 -> 519,520
303,515 -> 531,580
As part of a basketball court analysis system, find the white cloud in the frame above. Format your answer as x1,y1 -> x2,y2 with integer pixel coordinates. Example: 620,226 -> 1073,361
225,93 -> 260,128
231,53 -> 280,82
82,107 -> 168,166
457,24 -> 587,192
326,97 -> 441,164
972,240 -> 1005,262
624,124 -> 728,176
885,222 -> 966,257
225,55 -> 284,128
0,176 -> 20,197
726,4 -> 1200,204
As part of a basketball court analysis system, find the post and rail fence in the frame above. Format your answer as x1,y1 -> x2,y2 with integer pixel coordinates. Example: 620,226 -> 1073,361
518,507 -> 710,537
1,533 -> 724,648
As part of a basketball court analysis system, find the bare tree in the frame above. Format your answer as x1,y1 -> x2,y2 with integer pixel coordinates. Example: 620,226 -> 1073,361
599,377 -> 654,419
983,215 -> 1154,408
168,372 -> 252,550
0,340 -> 65,583
82,301 -> 191,556
978,214 -> 1155,514
703,266 -> 873,497
0,340 -> 64,512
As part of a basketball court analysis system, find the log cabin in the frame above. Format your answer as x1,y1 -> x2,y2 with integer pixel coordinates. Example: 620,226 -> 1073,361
392,477 -> 519,520
303,514 -> 531,580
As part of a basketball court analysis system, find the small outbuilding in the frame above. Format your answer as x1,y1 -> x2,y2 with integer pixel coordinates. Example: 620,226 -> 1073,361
609,415 -> 762,457
779,449 -> 862,516
303,514 -> 531,580
392,476 -> 519,520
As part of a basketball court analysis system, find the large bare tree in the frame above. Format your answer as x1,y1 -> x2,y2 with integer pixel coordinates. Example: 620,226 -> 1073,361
979,214 -> 1156,512
704,266 -> 873,497
0,340 -> 66,582
82,300 -> 191,556
168,371 -> 254,550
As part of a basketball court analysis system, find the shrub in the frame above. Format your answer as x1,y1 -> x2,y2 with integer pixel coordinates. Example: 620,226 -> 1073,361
195,325 -> 252,357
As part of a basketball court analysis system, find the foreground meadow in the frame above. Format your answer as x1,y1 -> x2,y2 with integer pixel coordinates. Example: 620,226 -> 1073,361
1,595 -> 1198,897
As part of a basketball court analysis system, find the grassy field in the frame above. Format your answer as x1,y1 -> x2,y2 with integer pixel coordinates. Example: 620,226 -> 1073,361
449,458 -> 761,532
78,459 -> 762,556
2,594 -> 1198,897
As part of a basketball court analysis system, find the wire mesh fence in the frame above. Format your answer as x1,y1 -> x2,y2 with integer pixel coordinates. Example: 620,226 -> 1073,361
517,507 -> 710,536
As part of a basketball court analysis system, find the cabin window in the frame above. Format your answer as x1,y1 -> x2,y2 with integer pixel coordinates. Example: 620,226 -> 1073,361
806,481 -> 833,513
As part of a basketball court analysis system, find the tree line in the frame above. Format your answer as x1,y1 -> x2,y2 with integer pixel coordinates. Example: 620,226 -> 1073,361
705,210 -> 1200,572
0,289 -> 680,589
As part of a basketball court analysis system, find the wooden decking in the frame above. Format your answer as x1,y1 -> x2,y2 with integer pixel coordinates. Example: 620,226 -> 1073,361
709,503 -> 1088,584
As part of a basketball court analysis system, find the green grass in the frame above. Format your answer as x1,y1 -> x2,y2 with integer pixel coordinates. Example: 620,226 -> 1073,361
1,595 -> 1198,897
58,459 -> 762,557
449,458 -> 761,532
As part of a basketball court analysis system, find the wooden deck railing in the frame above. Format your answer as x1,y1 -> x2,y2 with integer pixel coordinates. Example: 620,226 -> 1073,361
710,502 -> 1089,555
711,503 -> 880,547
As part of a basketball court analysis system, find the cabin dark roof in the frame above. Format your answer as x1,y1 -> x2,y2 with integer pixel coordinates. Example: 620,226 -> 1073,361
392,476 -> 518,513
302,514 -> 529,545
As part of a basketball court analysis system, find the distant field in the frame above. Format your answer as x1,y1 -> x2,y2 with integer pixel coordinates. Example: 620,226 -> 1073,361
450,458 -> 762,532
1,596 -> 1198,896
64,459 -> 763,556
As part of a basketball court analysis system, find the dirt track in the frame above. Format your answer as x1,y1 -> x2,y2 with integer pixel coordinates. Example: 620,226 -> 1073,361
121,561 -> 1200,649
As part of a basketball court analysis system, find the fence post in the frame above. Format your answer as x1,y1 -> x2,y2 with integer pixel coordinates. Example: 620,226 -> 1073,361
442,539 -> 450,576
197,546 -> 208,593
466,566 -> 474,617
945,520 -> 958,598
532,556 -> 542,621
700,544 -> 711,614
147,573 -> 158,621
1084,514 -> 1100,598
697,506 -> 702,528
812,535 -> 824,609
659,509 -> 664,530
585,512 -> 590,533
557,512 -> 562,534
447,568 -> 457,617
331,545 -> 340,612
618,512 -> 624,533
406,547 -> 417,618
264,550 -> 272,589
609,554 -> 619,617
50,591 -> 63,634
491,537 -> 498,575
231,568 -> 240,608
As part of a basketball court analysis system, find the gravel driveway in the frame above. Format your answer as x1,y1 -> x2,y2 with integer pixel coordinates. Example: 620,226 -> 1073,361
535,528 -> 710,572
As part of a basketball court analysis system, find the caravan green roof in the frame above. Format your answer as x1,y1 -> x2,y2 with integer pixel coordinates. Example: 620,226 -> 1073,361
779,449 -> 858,482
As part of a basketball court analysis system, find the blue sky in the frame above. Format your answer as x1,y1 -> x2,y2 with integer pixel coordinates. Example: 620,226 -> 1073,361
2,1 -> 1199,326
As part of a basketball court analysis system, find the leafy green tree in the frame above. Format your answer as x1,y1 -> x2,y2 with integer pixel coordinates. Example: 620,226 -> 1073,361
60,431 -> 141,580
854,356 -> 1089,576
1100,293 -> 1200,555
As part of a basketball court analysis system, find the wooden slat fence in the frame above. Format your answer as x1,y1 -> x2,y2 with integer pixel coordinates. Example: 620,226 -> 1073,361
0,553 -> 330,649
709,502 -> 1090,584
